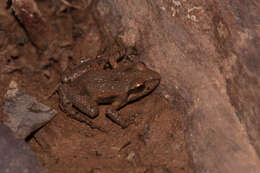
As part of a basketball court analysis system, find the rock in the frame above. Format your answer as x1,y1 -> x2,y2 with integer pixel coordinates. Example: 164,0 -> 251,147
11,0 -> 51,50
3,81 -> 57,139
0,124 -> 45,173
93,1 -> 260,172
126,151 -> 135,162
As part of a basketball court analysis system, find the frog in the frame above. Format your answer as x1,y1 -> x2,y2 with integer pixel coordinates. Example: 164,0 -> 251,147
58,50 -> 160,129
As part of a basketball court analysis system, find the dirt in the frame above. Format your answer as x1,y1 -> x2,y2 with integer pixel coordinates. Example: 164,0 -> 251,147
1,0 -> 260,172
0,0 -> 192,172
30,94 -> 191,173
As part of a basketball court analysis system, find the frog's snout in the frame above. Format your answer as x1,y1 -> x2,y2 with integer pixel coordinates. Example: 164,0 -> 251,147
148,78 -> 160,88
87,107 -> 99,118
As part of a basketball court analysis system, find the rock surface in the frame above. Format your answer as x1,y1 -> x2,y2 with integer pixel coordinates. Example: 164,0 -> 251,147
0,0 -> 259,172
93,0 -> 260,172
12,0 -> 51,50
3,81 -> 57,139
0,124 -> 45,173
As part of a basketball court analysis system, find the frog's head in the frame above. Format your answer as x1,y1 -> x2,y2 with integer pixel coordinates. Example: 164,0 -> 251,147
127,62 -> 161,102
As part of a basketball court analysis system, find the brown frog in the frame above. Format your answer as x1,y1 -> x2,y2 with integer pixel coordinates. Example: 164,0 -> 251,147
58,55 -> 160,129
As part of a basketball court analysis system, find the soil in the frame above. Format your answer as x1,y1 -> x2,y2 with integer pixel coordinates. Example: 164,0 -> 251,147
0,0 -> 192,172
1,0 -> 260,172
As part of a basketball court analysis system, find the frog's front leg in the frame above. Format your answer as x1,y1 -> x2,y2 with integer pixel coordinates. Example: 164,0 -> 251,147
105,96 -> 131,128
58,84 -> 75,114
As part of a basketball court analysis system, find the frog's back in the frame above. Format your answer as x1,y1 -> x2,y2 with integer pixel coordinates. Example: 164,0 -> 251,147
77,70 -> 130,98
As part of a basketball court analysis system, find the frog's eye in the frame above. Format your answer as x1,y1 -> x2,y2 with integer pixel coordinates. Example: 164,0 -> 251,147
128,83 -> 145,95
136,83 -> 142,87
132,82 -> 144,90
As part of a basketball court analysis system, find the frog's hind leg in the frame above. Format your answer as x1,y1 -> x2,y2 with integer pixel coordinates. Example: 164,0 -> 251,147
98,38 -> 137,69
70,95 -> 99,118
59,86 -> 106,132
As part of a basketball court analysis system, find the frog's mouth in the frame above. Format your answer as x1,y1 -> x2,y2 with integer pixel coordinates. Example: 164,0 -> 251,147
127,79 -> 160,102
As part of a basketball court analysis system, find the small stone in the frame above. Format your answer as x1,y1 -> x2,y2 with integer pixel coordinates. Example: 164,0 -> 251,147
5,80 -> 19,98
172,0 -> 181,7
59,41 -> 72,48
3,81 -> 57,139
126,151 -> 135,162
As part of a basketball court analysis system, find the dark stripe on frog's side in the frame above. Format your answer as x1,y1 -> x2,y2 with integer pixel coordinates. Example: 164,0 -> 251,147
96,96 -> 117,104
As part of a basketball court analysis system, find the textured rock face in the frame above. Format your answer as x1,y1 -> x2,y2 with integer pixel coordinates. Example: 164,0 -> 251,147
3,81 -> 57,139
92,0 -> 260,172
0,124 -> 45,173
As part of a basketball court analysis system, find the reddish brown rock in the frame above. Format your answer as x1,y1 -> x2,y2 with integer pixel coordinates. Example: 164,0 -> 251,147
11,0 -> 51,50
1,0 -> 259,172
93,0 -> 260,172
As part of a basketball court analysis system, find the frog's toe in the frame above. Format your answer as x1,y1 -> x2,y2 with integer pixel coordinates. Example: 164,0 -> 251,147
87,107 -> 99,118
105,109 -> 116,117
